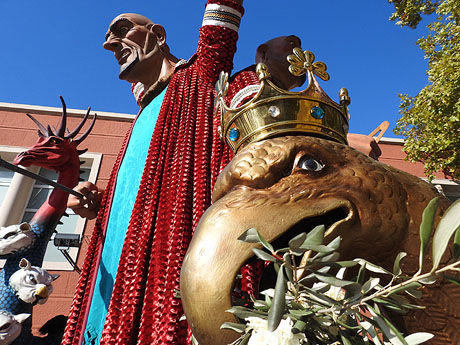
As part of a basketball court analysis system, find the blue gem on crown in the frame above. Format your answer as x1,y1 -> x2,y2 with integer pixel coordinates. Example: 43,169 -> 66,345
311,106 -> 325,119
229,128 -> 240,141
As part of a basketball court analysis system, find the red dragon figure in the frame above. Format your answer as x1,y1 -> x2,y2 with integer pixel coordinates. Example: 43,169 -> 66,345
0,97 -> 95,344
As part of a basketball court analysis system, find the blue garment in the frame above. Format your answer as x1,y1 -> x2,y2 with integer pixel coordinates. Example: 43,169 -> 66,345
83,88 -> 167,345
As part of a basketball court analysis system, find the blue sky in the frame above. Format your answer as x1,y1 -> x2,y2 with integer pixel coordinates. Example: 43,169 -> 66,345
1,1 -> 431,137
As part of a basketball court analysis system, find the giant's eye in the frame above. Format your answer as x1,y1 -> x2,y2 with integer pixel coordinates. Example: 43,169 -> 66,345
27,274 -> 37,285
119,26 -> 130,35
297,156 -> 324,172
47,137 -> 62,146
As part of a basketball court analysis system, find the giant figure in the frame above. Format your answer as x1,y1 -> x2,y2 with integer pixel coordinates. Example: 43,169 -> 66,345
63,1 -> 243,344
64,8 -> 383,344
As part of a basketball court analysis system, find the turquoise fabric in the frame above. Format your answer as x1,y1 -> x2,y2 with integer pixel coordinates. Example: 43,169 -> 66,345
83,88 -> 167,345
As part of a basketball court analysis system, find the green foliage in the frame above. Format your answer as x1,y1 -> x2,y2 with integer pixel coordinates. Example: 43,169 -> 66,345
390,0 -> 460,179
388,0 -> 439,28
222,198 -> 460,345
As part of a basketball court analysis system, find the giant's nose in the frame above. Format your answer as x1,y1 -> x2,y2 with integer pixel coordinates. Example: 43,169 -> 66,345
103,37 -> 121,52
35,285 -> 49,299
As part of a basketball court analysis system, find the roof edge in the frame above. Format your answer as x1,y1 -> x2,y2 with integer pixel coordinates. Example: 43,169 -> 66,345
0,102 -> 136,122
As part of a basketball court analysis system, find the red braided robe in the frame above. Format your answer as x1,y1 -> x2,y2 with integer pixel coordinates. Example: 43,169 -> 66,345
62,2 -> 241,344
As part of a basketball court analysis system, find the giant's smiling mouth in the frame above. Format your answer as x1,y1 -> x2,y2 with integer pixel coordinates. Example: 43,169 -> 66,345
119,50 -> 139,79
117,48 -> 131,65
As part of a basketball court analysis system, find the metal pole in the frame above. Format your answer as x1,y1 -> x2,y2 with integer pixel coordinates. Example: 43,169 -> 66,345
0,157 -> 84,199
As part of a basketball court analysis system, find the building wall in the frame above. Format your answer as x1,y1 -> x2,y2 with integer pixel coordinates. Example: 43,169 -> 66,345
0,102 -> 134,333
0,102 -> 458,335
378,138 -> 460,201
378,137 -> 441,178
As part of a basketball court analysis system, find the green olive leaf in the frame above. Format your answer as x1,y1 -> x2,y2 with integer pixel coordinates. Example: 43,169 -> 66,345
252,248 -> 276,262
359,320 -> 383,345
283,252 -> 294,282
220,322 -> 245,333
340,334 -> 353,345
443,274 -> 460,287
362,278 -> 380,294
238,228 -> 260,243
289,232 -> 307,253
268,265 -> 286,331
354,259 -> 392,275
432,198 -> 460,270
418,197 -> 439,272
256,230 -> 274,253
453,228 -> 460,261
367,305 -> 408,345
303,224 -> 325,246
313,271 -> 355,287
404,332 -> 434,345
292,320 -> 307,334
393,252 -> 407,276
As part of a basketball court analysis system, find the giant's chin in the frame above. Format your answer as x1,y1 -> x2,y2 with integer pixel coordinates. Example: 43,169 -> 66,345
118,52 -> 140,81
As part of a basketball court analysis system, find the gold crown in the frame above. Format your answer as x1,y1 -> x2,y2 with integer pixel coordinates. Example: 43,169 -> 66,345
215,48 -> 351,152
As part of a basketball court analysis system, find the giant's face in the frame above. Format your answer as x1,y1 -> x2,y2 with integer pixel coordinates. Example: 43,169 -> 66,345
181,136 -> 446,345
9,259 -> 59,305
0,312 -> 29,345
0,223 -> 34,256
103,14 -> 160,82
264,35 -> 306,90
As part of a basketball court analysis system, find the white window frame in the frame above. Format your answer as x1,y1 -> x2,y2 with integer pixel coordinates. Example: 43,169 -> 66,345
0,145 -> 102,270
425,178 -> 460,202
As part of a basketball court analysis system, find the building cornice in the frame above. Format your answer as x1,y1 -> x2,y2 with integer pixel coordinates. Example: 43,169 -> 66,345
0,102 -> 136,122
378,137 -> 404,144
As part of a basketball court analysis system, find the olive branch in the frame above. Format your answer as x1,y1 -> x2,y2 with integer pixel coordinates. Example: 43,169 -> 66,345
222,197 -> 460,345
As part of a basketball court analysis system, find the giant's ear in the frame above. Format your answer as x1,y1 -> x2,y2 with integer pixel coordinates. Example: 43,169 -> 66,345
19,258 -> 31,270
151,24 -> 167,47
255,43 -> 268,64
19,223 -> 31,232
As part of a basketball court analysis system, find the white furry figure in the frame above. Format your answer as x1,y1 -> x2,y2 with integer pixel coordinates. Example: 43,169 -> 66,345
0,223 -> 34,255
0,310 -> 30,345
9,258 -> 59,305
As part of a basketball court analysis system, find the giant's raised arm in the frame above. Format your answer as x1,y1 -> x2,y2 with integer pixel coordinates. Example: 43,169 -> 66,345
195,0 -> 244,83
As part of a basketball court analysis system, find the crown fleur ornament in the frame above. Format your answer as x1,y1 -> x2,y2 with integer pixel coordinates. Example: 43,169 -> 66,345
215,48 -> 351,153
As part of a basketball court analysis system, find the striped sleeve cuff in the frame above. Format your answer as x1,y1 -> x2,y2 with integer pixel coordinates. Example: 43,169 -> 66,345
230,84 -> 261,108
131,82 -> 145,106
202,3 -> 242,32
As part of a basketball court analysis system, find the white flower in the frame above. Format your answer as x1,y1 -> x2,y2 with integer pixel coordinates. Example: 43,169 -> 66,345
245,316 -> 306,345
311,267 -> 347,301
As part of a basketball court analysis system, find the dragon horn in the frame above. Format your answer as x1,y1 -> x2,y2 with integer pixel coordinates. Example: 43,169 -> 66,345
57,96 -> 67,138
47,125 -> 55,136
26,113 -> 48,137
67,107 -> 90,139
74,113 -> 97,145
50,125 -> 58,136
